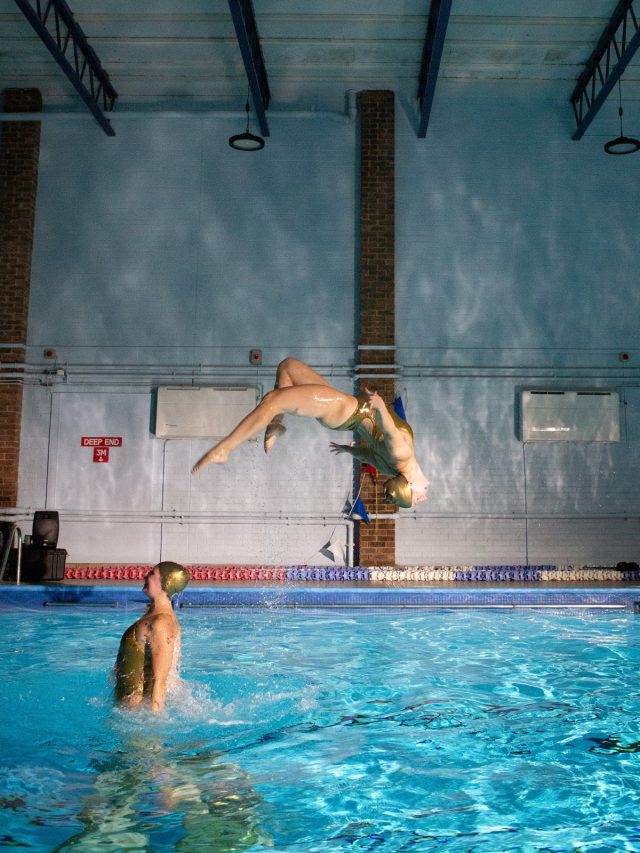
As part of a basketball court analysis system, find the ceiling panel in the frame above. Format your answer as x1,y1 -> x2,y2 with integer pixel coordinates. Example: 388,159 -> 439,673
0,0 -> 638,116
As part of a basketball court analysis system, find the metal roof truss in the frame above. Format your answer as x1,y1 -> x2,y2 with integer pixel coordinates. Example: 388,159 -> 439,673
14,0 -> 118,136
571,0 -> 640,140
417,0 -> 453,138
227,0 -> 270,137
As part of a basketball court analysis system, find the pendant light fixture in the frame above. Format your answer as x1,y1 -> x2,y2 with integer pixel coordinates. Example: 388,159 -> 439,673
604,78 -> 640,155
229,89 -> 265,152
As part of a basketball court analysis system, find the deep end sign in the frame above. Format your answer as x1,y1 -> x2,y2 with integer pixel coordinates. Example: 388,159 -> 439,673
81,436 -> 123,463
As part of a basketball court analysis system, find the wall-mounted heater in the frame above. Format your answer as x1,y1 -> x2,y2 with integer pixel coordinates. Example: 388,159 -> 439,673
155,386 -> 259,439
520,389 -> 620,442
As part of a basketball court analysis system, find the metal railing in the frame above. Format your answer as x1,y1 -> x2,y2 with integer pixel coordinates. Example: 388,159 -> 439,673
0,525 -> 23,585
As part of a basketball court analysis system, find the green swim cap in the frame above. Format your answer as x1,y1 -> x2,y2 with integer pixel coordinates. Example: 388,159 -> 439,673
383,475 -> 413,509
156,561 -> 189,597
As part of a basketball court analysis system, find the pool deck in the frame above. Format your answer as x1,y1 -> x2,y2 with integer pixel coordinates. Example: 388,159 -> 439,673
2,581 -> 640,611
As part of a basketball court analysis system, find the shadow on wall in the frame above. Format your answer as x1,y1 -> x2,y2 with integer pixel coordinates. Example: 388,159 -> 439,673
30,116 -> 356,352
396,91 -> 640,351
401,375 -> 640,517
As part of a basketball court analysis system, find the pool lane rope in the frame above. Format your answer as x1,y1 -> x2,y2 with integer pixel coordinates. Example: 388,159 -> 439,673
63,564 -> 640,582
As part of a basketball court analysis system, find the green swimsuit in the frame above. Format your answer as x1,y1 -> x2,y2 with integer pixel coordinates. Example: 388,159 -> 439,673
331,394 -> 413,474
333,394 -> 413,439
114,623 -> 146,703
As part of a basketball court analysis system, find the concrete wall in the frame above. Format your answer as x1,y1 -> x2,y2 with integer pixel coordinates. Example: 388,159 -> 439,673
16,83 -> 640,565
19,112 -> 357,564
395,82 -> 640,565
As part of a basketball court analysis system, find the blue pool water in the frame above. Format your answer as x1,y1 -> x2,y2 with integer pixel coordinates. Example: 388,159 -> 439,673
2,604 -> 640,851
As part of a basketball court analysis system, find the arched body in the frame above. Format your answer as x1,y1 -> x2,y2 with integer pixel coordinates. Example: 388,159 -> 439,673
192,358 -> 429,508
114,562 -> 188,712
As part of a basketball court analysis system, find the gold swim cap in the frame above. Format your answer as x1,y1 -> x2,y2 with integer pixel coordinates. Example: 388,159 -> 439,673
383,475 -> 413,509
155,561 -> 189,597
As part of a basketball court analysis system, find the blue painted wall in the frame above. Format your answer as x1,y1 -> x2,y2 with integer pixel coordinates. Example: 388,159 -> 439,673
395,82 -> 640,565
17,84 -> 640,565
20,113 -> 357,564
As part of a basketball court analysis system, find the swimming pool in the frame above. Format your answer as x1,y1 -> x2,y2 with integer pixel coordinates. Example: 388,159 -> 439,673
2,601 -> 640,851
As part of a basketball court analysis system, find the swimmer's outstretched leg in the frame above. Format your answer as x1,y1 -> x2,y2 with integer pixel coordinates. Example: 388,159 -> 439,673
191,443 -> 229,472
193,388 -> 290,473
263,358 -> 329,453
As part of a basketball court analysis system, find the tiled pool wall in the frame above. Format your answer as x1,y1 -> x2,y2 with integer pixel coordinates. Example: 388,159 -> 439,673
2,584 -> 640,611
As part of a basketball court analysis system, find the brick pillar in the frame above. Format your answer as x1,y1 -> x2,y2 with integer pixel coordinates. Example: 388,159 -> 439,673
355,91 -> 397,566
0,89 -> 42,507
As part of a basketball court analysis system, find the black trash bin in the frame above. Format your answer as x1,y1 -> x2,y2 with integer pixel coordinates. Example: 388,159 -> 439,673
20,545 -> 67,582
19,511 -> 66,582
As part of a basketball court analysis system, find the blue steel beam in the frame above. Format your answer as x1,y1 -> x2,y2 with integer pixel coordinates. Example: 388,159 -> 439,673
571,0 -> 640,140
14,0 -> 118,136
227,0 -> 270,137
417,0 -> 453,138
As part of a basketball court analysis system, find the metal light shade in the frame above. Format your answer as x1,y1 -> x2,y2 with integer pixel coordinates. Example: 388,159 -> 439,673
229,96 -> 265,151
604,134 -> 640,155
604,80 -> 640,155
228,130 -> 265,151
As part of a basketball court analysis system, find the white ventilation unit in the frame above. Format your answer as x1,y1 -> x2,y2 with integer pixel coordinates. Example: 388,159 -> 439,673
155,386 -> 259,439
521,389 -> 620,442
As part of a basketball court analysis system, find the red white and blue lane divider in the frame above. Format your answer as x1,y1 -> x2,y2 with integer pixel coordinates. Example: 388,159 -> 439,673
62,563 -> 640,583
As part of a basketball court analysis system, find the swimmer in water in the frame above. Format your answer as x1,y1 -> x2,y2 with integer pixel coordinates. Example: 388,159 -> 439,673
114,561 -> 189,713
191,357 -> 429,508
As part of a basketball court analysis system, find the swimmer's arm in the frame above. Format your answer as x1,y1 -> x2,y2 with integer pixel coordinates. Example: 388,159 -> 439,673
363,388 -> 398,439
149,617 -> 176,713
364,389 -> 411,457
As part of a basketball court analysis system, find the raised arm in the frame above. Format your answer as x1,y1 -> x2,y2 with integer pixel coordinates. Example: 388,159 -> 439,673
363,388 -> 412,461
363,388 -> 399,438
149,615 -> 177,713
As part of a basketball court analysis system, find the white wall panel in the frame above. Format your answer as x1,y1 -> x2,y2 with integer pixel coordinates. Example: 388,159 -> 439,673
399,378 -> 525,513
161,522 -> 349,567
526,519 -> 640,566
45,391 -> 162,512
155,386 -> 259,438
397,518 -> 527,566
521,390 -> 620,442
18,386 -> 53,510
63,521 -> 163,564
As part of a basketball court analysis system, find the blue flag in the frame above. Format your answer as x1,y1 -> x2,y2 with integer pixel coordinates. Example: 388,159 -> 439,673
352,496 -> 370,524
393,396 -> 406,421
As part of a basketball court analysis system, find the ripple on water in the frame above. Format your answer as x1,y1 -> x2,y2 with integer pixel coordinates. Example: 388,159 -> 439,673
2,608 -> 640,850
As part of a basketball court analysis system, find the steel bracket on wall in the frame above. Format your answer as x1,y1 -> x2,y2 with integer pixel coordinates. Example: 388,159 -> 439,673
417,0 -> 452,138
227,0 -> 270,137
14,0 -> 118,136
571,0 -> 640,140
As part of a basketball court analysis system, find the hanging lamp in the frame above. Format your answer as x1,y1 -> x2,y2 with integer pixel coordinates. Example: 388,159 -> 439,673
229,93 -> 265,151
604,78 -> 640,155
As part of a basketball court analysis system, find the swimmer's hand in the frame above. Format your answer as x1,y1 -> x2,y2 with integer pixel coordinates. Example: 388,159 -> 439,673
329,442 -> 354,456
364,387 -> 386,411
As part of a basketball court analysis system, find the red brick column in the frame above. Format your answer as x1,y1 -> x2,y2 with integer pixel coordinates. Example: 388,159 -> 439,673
0,89 -> 42,507
355,91 -> 397,566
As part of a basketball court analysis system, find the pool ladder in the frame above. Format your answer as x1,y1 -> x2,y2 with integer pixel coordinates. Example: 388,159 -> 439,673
0,523 -> 23,584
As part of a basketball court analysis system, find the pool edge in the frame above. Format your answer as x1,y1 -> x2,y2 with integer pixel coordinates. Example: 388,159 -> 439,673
2,584 -> 640,611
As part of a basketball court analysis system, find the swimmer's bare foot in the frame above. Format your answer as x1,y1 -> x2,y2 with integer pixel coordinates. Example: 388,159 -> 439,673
191,445 -> 229,473
264,416 -> 286,454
